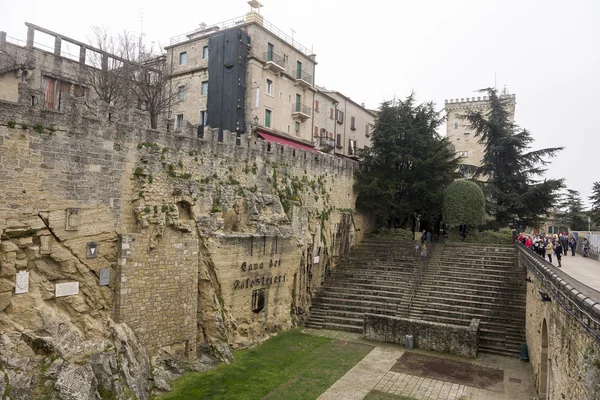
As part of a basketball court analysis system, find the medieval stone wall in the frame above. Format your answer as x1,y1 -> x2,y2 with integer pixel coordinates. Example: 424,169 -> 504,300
523,255 -> 600,400
0,81 -> 374,396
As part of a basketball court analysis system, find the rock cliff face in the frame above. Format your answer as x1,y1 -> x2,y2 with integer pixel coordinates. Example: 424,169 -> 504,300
0,85 -> 373,398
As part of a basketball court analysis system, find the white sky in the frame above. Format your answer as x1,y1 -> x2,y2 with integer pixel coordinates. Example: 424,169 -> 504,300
1,0 -> 599,203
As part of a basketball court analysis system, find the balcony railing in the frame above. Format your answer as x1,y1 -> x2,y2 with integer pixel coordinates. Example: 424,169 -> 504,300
292,103 -> 311,121
319,136 -> 335,148
295,69 -> 313,86
263,51 -> 285,71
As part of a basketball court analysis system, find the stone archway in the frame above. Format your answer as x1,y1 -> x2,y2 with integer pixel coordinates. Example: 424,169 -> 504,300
540,318 -> 549,399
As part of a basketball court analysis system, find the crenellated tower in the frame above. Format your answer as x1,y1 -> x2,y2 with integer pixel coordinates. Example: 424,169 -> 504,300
444,90 -> 516,172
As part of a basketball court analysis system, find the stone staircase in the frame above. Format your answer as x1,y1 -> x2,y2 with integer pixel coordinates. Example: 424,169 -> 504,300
410,243 -> 526,356
305,238 -> 420,332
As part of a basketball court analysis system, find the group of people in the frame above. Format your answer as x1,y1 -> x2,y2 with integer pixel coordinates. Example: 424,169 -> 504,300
517,232 -> 590,267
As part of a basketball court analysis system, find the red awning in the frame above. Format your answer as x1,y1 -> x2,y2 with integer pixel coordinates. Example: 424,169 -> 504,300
257,131 -> 317,153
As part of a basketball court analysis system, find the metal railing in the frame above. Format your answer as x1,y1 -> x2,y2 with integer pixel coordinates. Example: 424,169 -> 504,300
292,103 -> 311,116
295,69 -> 313,85
6,36 -> 25,46
517,244 -> 600,341
169,15 -> 313,56
263,51 -> 285,68
319,136 -> 335,148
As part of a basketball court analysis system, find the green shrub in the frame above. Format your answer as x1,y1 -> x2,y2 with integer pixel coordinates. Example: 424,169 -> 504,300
33,123 -> 44,133
21,123 -> 28,130
372,228 -> 414,241
7,121 -> 16,128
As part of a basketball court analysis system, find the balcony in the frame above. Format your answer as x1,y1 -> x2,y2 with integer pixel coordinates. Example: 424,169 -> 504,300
294,69 -> 313,88
319,136 -> 335,151
263,52 -> 285,73
292,103 -> 311,121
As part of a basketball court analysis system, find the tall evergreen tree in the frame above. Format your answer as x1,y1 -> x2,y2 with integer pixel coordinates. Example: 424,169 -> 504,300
463,88 -> 564,227
355,95 -> 459,229
589,182 -> 600,228
558,189 -> 588,231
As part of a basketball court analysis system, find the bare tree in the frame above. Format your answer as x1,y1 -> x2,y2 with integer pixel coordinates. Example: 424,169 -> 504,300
128,50 -> 183,129
80,27 -> 133,107
80,28 -> 183,129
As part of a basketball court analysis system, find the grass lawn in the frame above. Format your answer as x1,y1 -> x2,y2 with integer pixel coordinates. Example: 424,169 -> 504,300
363,391 -> 416,400
157,329 -> 373,400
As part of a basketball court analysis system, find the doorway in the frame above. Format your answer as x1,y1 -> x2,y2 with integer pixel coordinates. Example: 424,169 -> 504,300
540,318 -> 549,399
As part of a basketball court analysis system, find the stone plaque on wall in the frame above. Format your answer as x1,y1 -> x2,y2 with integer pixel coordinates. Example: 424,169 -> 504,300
55,282 -> 79,297
15,271 -> 29,294
65,208 -> 80,231
87,242 -> 98,259
313,256 -> 320,264
99,268 -> 110,286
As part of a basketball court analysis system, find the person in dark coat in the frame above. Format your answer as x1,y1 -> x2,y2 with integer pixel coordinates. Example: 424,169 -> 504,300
554,242 -> 563,267
569,236 -> 577,256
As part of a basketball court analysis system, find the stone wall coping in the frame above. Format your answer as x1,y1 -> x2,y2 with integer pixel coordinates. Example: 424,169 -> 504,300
364,313 -> 470,331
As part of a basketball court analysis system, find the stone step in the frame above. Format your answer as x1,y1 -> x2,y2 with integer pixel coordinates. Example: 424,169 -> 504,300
414,301 -> 526,318
415,290 -> 526,306
417,284 -> 526,297
478,342 -> 521,357
331,268 -> 416,277
420,273 -> 525,285
416,307 -> 525,324
321,285 -> 412,297
432,262 -> 520,271
322,277 -> 413,289
312,292 -> 402,305
418,280 -> 526,292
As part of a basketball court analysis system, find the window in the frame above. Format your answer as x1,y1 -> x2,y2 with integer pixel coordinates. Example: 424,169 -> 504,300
295,121 -> 300,135
178,86 -> 185,100
351,116 -> 356,130
267,43 -> 274,61
176,114 -> 184,129
548,226 -> 553,234
199,110 -> 207,125
296,61 -> 302,79
330,108 -> 334,119
365,123 -> 370,137
314,126 -> 319,137
459,151 -> 469,158
348,139 -> 357,155
314,100 -> 320,112
202,46 -> 209,59
454,121 -> 458,129
336,134 -> 342,147
179,52 -> 187,65
266,79 -> 273,95
201,81 -> 208,95
265,109 -> 272,128
336,110 -> 344,124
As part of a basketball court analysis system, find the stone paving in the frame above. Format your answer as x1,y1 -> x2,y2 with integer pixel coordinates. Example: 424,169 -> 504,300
550,251 -> 600,292
307,329 -> 536,400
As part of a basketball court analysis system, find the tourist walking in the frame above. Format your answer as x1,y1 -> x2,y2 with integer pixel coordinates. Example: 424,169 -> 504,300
569,236 -> 577,256
545,241 -> 554,264
420,244 -> 427,262
560,233 -> 568,256
554,241 -> 563,267
420,230 -> 426,244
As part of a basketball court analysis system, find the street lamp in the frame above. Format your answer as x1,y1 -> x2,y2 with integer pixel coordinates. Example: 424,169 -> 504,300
254,116 -> 259,126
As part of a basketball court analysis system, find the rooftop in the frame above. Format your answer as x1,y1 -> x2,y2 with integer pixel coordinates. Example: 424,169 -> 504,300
169,12 -> 313,57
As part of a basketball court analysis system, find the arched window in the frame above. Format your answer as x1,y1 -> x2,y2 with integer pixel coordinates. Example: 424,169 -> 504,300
454,121 -> 458,129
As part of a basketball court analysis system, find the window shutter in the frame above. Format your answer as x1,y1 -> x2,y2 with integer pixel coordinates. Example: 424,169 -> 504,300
314,126 -> 319,137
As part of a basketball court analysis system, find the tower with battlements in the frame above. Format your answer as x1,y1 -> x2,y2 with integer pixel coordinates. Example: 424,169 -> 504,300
444,91 -> 516,172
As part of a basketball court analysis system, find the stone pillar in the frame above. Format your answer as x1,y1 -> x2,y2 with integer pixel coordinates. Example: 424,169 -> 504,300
26,25 -> 34,50
0,31 -> 6,52
114,234 -> 135,323
79,45 -> 86,65
54,36 -> 61,57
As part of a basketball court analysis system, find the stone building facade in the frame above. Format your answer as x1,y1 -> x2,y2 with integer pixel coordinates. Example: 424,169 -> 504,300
318,88 -> 376,158
444,92 -> 516,172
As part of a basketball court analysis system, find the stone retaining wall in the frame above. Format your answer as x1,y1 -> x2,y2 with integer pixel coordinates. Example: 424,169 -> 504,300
363,313 -> 480,358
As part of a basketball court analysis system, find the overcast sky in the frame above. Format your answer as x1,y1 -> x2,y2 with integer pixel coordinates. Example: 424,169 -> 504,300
2,0 -> 598,204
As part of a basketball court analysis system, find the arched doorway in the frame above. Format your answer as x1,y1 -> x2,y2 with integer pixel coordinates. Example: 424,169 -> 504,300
540,318 -> 549,399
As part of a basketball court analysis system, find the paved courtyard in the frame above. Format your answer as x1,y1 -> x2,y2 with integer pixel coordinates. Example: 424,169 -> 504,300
305,329 -> 536,400
549,251 -> 600,292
